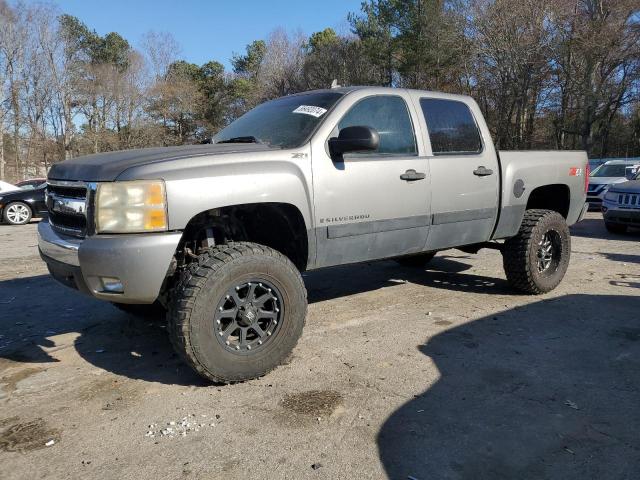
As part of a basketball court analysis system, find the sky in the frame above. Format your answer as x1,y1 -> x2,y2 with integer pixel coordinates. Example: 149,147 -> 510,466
47,0 -> 364,70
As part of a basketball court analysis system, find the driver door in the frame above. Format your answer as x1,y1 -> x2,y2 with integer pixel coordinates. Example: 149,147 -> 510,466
311,93 -> 431,267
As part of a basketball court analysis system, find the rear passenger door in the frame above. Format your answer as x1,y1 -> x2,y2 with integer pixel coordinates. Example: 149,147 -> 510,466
419,97 -> 500,250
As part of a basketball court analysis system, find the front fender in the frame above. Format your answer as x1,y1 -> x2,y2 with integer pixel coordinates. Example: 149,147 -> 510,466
163,160 -> 313,231
115,147 -> 314,231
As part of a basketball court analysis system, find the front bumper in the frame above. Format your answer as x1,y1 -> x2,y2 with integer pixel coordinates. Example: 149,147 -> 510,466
38,221 -> 182,303
602,206 -> 640,226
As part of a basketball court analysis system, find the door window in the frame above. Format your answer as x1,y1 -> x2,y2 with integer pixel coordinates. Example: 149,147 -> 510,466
420,98 -> 482,155
338,96 -> 417,155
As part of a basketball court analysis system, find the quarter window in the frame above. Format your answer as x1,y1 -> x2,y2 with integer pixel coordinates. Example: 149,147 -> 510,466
338,96 -> 417,155
420,98 -> 482,155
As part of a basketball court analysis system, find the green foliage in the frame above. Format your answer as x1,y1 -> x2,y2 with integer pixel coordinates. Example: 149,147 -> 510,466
349,0 -> 468,89
232,40 -> 266,77
307,28 -> 339,52
58,14 -> 130,70
98,32 -> 130,70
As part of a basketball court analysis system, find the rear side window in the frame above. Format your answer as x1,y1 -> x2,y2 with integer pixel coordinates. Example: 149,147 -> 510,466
338,95 -> 417,155
420,98 -> 482,155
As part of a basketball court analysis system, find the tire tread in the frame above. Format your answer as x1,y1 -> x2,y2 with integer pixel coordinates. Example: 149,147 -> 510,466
502,209 -> 569,294
168,242 -> 306,383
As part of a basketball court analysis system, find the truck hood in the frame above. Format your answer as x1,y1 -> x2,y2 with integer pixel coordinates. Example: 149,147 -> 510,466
47,144 -> 275,182
608,180 -> 640,193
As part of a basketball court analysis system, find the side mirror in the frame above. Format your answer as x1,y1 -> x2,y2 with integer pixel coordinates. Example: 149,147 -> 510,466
328,126 -> 379,159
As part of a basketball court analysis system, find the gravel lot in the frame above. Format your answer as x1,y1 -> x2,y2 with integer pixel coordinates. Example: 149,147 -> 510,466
0,213 -> 638,479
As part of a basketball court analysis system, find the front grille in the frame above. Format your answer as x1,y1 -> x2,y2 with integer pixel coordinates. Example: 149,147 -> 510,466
616,193 -> 640,208
47,182 -> 90,237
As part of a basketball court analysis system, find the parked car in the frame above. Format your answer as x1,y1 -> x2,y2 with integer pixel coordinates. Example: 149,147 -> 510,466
0,184 -> 47,225
38,86 -> 588,383
588,159 -> 605,172
587,160 -> 640,210
17,178 -> 47,189
0,180 -> 21,194
601,168 -> 640,233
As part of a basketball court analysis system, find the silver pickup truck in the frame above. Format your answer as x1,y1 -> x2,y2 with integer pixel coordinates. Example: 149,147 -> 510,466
39,86 -> 588,383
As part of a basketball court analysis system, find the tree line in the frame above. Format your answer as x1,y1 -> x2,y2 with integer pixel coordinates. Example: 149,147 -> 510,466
0,0 -> 638,182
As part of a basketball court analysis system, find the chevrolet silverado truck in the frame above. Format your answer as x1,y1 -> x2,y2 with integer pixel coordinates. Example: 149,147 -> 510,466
39,86 -> 589,383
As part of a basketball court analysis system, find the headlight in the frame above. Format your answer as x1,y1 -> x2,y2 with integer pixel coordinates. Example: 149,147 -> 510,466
95,180 -> 167,233
604,190 -> 619,202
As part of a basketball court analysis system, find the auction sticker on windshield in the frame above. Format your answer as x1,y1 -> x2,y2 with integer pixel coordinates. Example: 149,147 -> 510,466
292,105 -> 327,117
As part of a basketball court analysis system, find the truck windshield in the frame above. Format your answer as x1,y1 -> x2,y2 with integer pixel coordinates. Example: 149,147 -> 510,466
213,92 -> 344,149
590,164 -> 632,178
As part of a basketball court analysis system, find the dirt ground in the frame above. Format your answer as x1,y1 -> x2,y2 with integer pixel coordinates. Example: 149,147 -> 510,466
0,213 -> 638,480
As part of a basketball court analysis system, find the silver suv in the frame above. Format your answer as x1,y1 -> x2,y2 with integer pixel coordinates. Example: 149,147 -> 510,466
587,160 -> 640,210
601,167 -> 640,233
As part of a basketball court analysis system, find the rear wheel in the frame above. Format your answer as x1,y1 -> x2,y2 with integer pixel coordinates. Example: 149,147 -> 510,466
395,252 -> 436,268
3,202 -> 32,225
605,222 -> 627,234
168,242 -> 307,383
502,209 -> 571,294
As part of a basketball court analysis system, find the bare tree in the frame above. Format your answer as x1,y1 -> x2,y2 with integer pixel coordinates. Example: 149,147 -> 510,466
141,31 -> 181,80
550,0 -> 640,155
257,29 -> 306,99
471,0 -> 555,149
0,0 -> 12,180
37,6 -> 77,160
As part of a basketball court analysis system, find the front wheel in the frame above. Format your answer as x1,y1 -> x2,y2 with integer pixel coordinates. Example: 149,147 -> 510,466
502,209 -> 571,294
168,242 -> 307,383
3,202 -> 32,225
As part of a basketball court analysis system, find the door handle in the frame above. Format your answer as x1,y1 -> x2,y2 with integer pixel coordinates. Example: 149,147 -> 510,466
473,166 -> 494,176
400,169 -> 426,181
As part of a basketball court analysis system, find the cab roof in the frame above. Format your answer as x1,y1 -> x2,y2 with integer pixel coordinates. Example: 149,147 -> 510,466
293,86 -> 474,102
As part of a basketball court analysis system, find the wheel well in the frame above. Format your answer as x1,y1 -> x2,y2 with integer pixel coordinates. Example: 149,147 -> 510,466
525,184 -> 570,218
180,203 -> 309,271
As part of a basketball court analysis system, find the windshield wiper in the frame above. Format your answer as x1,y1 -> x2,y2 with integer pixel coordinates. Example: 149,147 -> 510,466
217,136 -> 262,144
